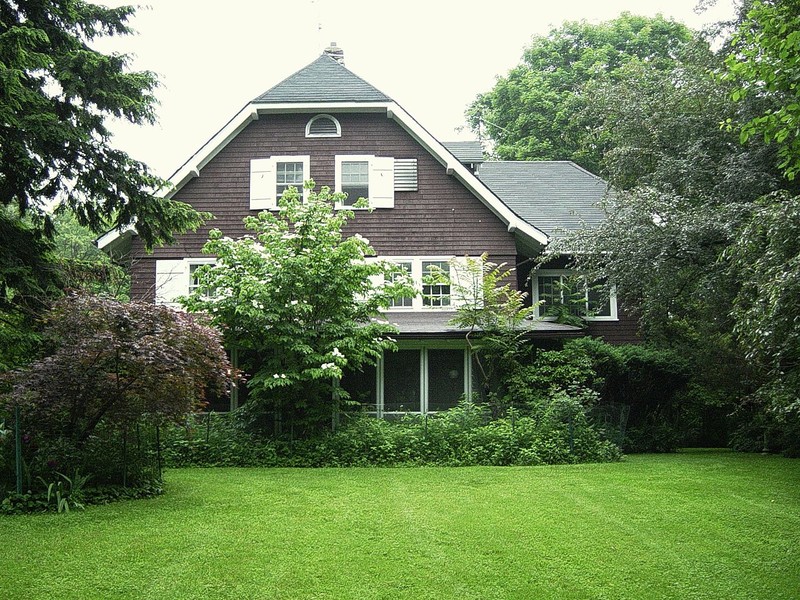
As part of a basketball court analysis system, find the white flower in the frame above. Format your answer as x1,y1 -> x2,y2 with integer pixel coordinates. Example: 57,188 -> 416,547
331,348 -> 344,358
321,362 -> 335,370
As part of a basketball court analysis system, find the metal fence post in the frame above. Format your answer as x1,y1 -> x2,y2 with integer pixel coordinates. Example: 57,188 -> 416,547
15,406 -> 22,494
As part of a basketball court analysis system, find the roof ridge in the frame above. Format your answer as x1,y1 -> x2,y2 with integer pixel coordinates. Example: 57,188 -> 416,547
252,53 -> 391,104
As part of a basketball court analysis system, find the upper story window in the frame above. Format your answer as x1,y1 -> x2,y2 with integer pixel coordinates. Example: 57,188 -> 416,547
335,155 -> 394,208
250,155 -> 310,210
305,114 -> 341,138
422,261 -> 451,308
340,160 -> 369,206
387,261 -> 413,308
377,257 -> 475,311
276,161 -> 305,198
533,270 -> 617,321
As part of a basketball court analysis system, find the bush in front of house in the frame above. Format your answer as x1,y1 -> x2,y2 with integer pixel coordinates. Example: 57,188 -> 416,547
0,294 -> 233,513
163,392 -> 621,469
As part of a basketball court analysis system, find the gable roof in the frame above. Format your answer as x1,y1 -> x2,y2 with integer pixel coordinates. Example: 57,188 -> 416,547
442,141 -> 485,164
253,55 -> 391,104
477,161 -> 610,238
99,51 -> 552,251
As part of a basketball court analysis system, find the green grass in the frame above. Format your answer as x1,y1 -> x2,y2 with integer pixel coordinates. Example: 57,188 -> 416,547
1,450 -> 798,599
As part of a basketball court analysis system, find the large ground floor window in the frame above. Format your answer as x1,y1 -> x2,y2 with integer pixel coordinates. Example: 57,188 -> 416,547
341,342 -> 471,416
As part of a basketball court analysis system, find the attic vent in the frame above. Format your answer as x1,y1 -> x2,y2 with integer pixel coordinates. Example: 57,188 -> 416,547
306,114 -> 341,138
394,158 -> 418,191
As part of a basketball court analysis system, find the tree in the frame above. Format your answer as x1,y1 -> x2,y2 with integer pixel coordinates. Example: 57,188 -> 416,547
725,0 -> 800,180
1,293 -> 231,483
725,194 -> 800,411
183,184 -> 413,434
0,1 -> 207,371
447,254 -> 537,408
466,14 -> 698,172
0,0 -> 204,244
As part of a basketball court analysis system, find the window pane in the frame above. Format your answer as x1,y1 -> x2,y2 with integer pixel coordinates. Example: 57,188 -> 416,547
341,366 -> 377,411
587,284 -> 611,317
537,275 -> 560,308
388,262 -> 413,308
383,349 -> 421,412
538,274 -> 584,316
422,261 -> 451,307
428,349 -> 465,411
276,161 -> 304,198
341,161 -> 369,206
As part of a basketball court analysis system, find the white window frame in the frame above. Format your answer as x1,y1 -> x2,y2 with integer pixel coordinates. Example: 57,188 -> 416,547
249,155 -> 311,210
378,256 -> 475,311
532,269 -> 618,321
305,114 -> 341,138
155,258 -> 216,309
374,342 -> 472,417
335,154 -> 394,209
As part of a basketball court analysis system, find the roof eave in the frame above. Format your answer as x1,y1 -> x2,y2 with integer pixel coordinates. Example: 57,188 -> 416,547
385,102 -> 549,247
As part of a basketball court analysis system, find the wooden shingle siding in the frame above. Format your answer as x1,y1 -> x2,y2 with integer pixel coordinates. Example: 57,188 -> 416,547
130,113 -> 518,297
586,306 -> 641,345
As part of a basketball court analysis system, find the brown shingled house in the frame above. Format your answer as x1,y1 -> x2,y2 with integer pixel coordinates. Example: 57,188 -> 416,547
99,47 -> 637,414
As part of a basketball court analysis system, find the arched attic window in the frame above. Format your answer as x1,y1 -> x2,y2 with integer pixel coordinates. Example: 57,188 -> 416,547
306,114 -> 341,138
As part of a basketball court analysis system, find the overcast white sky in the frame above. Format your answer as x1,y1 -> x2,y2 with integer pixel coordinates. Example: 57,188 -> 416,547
100,0 -> 737,178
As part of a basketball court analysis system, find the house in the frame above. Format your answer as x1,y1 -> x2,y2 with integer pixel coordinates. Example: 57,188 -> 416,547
98,45 -> 637,414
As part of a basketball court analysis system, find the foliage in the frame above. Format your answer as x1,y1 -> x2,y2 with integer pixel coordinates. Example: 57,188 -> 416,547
0,293 -> 231,489
0,0 -> 205,246
725,192 -> 800,415
51,211 -> 130,299
581,46 -> 783,202
162,413 -> 278,468
467,13 -> 699,171
1,479 -> 163,515
163,397 -> 620,468
447,254 -> 537,406
725,0 -> 800,180
183,183 -> 413,435
508,338 -> 693,452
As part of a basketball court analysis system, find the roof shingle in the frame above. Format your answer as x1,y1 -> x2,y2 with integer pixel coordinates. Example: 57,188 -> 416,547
253,54 -> 391,104
477,161 -> 610,238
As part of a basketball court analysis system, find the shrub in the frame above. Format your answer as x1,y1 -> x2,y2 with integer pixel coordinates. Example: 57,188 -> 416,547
0,294 -> 232,504
162,397 -> 621,469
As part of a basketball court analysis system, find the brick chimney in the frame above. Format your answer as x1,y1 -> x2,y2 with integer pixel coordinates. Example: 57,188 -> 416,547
323,42 -> 344,65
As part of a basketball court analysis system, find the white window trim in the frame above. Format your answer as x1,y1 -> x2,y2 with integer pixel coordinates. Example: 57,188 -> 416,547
334,154 -> 395,209
305,114 -> 341,138
374,342 -> 472,417
155,258 -> 216,309
335,154 -> 373,210
379,256 -> 475,311
532,269 -> 618,321
250,155 -> 311,211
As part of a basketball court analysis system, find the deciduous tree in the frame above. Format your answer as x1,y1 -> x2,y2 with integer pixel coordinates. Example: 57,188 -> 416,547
183,184 -> 413,434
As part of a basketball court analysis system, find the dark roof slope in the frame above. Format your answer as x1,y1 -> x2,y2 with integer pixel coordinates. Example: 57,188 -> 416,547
381,312 -> 583,338
442,141 -> 485,164
253,54 -> 391,104
477,161 -> 610,238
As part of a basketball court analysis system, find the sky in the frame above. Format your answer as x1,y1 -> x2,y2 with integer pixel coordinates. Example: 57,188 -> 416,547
100,0 -> 738,179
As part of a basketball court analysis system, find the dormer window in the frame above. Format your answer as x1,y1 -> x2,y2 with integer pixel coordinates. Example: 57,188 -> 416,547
306,114 -> 341,138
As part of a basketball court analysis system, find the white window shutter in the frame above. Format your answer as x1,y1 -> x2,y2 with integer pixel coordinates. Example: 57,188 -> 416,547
450,256 -> 480,308
250,158 -> 276,210
369,156 -> 395,208
155,260 -> 189,308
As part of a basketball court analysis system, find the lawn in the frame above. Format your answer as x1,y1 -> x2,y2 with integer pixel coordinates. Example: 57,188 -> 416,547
1,451 -> 798,599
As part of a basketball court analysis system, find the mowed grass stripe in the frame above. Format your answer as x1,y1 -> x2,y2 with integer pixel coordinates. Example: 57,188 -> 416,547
1,451 -> 798,599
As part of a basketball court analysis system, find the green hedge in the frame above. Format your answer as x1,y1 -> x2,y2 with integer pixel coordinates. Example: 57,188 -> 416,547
162,396 -> 621,469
